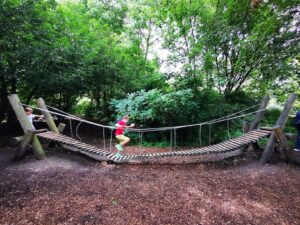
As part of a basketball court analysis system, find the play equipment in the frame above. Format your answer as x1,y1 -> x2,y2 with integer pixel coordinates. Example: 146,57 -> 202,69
7,94 -> 297,164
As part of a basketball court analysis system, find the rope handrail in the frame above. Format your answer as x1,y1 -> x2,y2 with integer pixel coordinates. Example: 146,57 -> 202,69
22,103 -> 116,129
21,103 -> 266,133
46,103 -> 263,131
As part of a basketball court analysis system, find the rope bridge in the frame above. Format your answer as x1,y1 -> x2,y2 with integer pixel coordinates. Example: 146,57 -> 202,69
36,129 -> 272,163
21,102 -> 267,149
8,94 -> 297,164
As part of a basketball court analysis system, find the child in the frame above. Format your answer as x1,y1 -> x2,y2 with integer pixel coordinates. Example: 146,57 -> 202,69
25,107 -> 44,129
294,110 -> 300,152
115,115 -> 135,156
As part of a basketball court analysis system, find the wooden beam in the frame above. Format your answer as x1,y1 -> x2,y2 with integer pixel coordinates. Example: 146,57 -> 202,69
10,136 -> 24,146
260,93 -> 297,164
249,95 -> 270,131
10,129 -> 47,146
8,94 -> 34,131
7,94 -> 45,159
37,97 -> 59,133
260,127 -> 274,131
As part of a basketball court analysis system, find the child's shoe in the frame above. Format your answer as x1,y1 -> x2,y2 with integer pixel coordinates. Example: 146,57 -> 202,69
115,152 -> 123,158
115,144 -> 123,151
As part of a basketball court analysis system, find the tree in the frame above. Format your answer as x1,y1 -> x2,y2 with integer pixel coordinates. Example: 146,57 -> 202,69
0,0 -> 56,123
151,0 -> 299,94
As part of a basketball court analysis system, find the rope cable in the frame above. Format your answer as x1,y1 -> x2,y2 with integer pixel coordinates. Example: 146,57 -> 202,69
21,103 -> 269,133
243,115 -> 247,134
103,127 -> 106,151
170,129 -> 173,150
138,131 -> 141,145
227,119 -> 231,140
174,129 -> 177,150
75,121 -> 83,141
209,124 -> 212,146
110,129 -> 113,152
199,125 -> 202,147
69,118 -> 73,138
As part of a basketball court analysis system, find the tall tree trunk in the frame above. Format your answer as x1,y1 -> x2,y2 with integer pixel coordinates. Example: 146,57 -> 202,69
11,73 -> 17,94
1,72 -> 17,134
0,73 -> 9,123
144,20 -> 152,61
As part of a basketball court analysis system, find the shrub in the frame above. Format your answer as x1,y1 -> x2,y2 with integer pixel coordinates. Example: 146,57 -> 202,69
110,88 -> 257,146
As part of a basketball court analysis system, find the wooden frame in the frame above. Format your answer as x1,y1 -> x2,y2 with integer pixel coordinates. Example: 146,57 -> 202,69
260,93 -> 297,164
7,94 -> 45,159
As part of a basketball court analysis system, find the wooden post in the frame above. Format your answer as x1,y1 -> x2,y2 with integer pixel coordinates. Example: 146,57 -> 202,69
7,94 -> 45,159
13,130 -> 34,160
243,121 -> 249,133
8,94 -> 34,131
274,127 -> 290,162
58,123 -> 66,133
260,93 -> 297,164
249,95 -> 270,131
246,96 -> 270,151
36,98 -> 70,151
273,127 -> 300,165
37,97 -> 59,133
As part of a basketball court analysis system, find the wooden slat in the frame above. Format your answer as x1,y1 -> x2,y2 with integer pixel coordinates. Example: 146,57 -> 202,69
38,132 -> 110,156
38,129 -> 271,163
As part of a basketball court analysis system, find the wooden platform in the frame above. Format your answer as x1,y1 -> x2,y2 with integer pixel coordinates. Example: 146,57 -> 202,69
37,129 -> 272,163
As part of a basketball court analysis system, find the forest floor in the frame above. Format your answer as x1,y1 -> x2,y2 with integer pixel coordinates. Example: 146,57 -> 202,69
0,139 -> 300,225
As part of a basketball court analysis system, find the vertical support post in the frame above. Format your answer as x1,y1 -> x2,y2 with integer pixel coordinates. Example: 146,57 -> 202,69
7,94 -> 45,159
58,123 -> 66,133
36,97 -> 59,133
274,127 -> 290,162
260,93 -> 297,164
249,95 -> 270,131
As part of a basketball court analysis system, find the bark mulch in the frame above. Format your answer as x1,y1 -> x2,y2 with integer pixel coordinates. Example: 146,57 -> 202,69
0,146 -> 299,225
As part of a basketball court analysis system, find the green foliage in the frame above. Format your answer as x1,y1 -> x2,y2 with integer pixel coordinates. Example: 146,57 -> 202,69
73,97 -> 91,115
152,0 -> 299,94
110,88 -> 259,145
258,137 -> 269,147
0,0 -> 165,122
1,0 -> 298,146
140,141 -> 170,148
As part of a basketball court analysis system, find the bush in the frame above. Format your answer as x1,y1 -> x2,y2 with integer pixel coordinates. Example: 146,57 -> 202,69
110,88 -> 258,146
73,97 -> 92,115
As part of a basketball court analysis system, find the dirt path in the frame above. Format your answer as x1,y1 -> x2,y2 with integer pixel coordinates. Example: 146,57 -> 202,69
0,147 -> 299,225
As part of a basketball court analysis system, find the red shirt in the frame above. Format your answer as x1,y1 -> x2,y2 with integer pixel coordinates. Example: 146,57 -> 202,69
115,120 -> 126,135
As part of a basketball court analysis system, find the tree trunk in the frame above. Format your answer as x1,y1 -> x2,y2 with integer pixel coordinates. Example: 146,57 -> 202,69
0,73 -> 8,122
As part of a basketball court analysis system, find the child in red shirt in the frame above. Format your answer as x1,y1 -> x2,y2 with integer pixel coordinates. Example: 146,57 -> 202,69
115,115 -> 135,156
